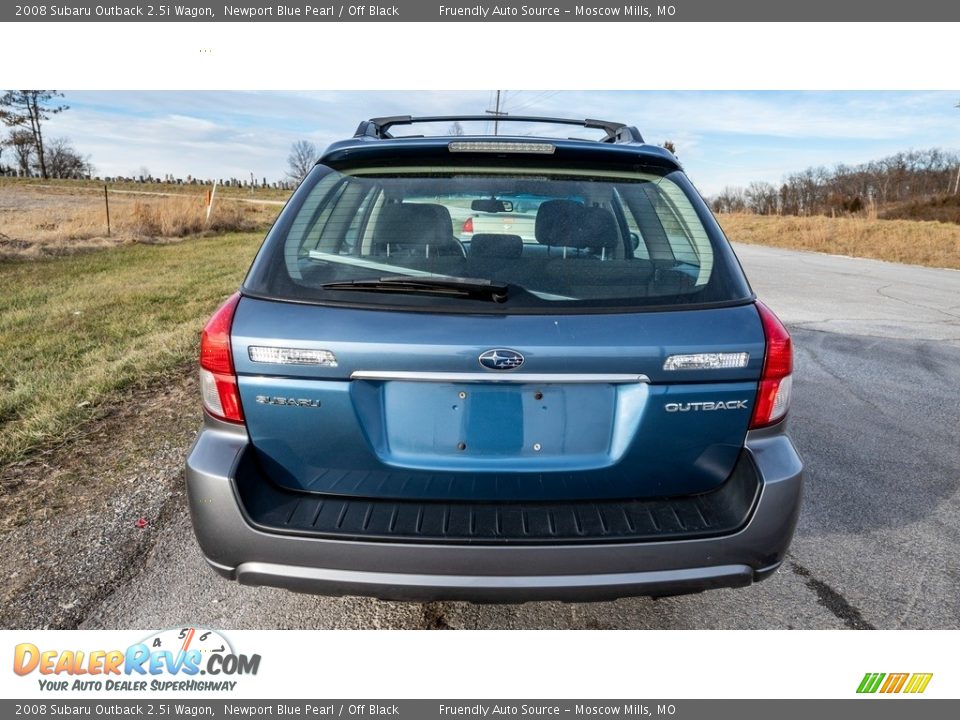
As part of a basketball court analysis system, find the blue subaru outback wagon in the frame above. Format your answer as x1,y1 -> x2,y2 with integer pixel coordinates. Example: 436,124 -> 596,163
186,115 -> 802,601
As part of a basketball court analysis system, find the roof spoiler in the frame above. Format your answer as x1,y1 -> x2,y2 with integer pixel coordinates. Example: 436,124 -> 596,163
353,115 -> 644,144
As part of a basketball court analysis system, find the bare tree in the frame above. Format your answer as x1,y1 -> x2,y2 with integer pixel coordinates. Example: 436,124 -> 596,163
799,150 -> 954,214
43,137 -> 92,179
287,140 -> 319,183
662,140 -> 678,158
0,91 -> 68,179
745,181 -> 779,215
711,186 -> 747,214
3,129 -> 35,176
448,121 -> 465,136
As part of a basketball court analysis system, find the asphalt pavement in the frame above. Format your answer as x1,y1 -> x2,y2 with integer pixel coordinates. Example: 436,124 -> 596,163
80,244 -> 960,630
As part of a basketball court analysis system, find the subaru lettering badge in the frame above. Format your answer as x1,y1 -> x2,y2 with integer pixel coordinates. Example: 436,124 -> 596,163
479,349 -> 524,371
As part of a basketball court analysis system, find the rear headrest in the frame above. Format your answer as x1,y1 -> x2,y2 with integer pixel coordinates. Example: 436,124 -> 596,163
374,202 -> 456,248
469,234 -> 523,259
579,207 -> 619,250
534,201 -> 619,250
534,199 -> 582,247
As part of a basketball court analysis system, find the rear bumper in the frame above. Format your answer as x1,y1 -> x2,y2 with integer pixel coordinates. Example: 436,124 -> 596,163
185,419 -> 802,602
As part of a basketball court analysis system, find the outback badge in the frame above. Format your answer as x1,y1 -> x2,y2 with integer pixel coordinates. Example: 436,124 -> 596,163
478,349 -> 524,371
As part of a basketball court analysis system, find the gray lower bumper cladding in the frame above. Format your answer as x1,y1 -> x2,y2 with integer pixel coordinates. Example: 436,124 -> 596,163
186,421 -> 802,602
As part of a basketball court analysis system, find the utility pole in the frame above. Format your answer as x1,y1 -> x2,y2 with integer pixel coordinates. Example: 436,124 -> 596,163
485,90 -> 507,136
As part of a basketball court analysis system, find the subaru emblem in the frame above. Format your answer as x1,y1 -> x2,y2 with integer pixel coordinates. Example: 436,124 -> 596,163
479,349 -> 524,371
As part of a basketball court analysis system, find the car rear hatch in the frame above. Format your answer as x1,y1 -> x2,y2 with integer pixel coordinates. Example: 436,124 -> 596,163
232,297 -> 764,502
227,147 -> 774,503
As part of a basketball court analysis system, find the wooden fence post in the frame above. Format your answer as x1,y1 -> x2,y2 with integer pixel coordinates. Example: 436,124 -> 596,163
104,185 -> 111,237
205,180 -> 218,224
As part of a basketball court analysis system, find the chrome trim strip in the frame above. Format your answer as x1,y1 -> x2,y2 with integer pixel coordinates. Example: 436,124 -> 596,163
234,562 -> 752,596
350,371 -> 650,384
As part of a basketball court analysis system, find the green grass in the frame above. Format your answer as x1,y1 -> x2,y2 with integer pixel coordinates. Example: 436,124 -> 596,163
0,232 -> 262,467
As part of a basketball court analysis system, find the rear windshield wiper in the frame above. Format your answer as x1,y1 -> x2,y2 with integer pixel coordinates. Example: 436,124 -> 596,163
321,276 -> 509,303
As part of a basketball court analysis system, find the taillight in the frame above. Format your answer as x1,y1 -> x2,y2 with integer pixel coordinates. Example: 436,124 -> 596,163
750,301 -> 793,429
462,217 -> 474,234
199,292 -> 244,423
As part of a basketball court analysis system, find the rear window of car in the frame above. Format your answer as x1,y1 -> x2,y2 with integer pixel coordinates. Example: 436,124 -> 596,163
243,164 -> 753,313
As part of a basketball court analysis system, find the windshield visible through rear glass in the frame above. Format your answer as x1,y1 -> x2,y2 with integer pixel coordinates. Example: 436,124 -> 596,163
243,165 -> 751,312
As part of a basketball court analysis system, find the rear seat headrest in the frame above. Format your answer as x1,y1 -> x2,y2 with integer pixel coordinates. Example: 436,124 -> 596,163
579,207 -> 619,250
535,200 -> 619,250
375,202 -> 457,249
534,199 -> 582,247
469,234 -> 523,258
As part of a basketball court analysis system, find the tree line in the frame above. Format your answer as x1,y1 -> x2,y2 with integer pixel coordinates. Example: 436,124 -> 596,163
712,148 -> 960,216
0,90 -> 92,179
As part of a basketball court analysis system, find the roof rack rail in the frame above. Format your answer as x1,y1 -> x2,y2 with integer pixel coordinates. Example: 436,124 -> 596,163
353,115 -> 645,144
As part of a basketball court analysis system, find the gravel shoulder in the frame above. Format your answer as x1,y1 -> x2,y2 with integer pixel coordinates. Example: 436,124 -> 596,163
0,371 -> 200,629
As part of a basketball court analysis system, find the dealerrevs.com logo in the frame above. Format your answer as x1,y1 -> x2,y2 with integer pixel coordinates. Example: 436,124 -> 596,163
13,627 -> 260,692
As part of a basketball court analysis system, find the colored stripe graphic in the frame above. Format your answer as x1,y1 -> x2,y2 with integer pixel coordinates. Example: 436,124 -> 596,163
857,672 -> 932,694
903,673 -> 933,694
857,673 -> 885,693
880,673 -> 909,693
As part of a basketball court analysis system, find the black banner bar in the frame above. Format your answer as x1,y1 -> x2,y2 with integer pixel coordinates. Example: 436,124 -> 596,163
5,0 -> 960,22
2,700 -> 957,719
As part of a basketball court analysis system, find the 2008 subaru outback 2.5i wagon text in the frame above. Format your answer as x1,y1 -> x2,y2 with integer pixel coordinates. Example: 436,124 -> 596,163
186,115 -> 802,602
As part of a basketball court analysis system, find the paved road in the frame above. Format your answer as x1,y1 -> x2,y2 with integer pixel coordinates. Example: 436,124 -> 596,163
81,245 -> 960,629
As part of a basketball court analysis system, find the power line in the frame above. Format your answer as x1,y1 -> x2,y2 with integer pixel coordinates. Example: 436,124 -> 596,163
507,90 -> 561,114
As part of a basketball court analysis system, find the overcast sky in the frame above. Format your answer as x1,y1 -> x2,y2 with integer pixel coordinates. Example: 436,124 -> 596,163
37,90 -> 960,195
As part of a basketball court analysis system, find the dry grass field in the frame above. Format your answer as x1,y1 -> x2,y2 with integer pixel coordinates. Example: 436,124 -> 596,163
719,212 -> 960,270
0,179 -> 285,258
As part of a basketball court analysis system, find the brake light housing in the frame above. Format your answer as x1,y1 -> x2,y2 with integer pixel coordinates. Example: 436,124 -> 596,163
750,301 -> 793,429
199,292 -> 244,423
462,217 -> 474,234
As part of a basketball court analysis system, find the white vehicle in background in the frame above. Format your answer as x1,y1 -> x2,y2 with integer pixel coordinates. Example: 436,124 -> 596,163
458,195 -> 552,244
